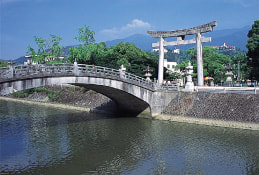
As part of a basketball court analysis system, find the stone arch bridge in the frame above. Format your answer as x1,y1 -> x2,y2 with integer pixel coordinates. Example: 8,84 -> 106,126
0,63 -> 179,116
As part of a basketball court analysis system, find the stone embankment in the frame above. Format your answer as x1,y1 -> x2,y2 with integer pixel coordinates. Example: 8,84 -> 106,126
2,86 -> 259,130
157,91 -> 259,130
5,86 -> 116,113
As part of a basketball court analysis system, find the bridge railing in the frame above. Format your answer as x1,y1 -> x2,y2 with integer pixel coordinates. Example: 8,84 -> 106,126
76,64 -> 154,89
157,84 -> 180,91
0,63 -> 155,90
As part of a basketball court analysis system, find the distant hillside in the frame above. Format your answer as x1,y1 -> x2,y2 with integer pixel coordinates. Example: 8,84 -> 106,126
204,25 -> 250,51
13,25 -> 250,64
105,34 -> 156,51
105,25 -> 250,51
13,56 -> 27,65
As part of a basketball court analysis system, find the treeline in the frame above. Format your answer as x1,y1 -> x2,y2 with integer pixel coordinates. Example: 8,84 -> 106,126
3,20 -> 258,82
26,26 -> 158,78
174,46 -> 249,83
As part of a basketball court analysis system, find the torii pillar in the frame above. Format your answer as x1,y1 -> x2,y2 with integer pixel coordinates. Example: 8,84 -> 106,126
148,21 -> 217,86
196,32 -> 203,86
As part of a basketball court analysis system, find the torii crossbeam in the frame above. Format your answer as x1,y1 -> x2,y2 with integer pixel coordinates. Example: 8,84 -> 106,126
147,21 -> 217,86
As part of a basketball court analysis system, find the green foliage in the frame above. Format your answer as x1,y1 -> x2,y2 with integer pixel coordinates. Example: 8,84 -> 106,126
230,52 -> 250,81
47,90 -> 62,102
11,87 -> 62,102
246,20 -> 259,80
0,60 -> 8,67
186,46 -> 231,83
27,35 -> 64,64
68,41 -> 158,78
75,25 -> 95,47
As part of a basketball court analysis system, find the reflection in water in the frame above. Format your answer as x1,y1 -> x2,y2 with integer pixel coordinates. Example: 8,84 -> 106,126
0,99 -> 259,175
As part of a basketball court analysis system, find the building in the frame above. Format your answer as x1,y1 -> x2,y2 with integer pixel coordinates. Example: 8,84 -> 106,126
164,59 -> 180,73
173,48 -> 180,54
152,48 -> 168,53
24,55 -> 65,65
211,42 -> 236,51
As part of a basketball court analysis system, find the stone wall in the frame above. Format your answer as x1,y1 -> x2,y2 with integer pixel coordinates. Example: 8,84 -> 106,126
162,92 -> 259,123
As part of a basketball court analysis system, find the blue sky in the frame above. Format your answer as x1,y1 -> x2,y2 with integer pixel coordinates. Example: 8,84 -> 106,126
1,0 -> 259,60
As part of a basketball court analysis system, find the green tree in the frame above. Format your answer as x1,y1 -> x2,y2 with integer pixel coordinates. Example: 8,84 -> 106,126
33,36 -> 47,63
75,25 -> 95,47
246,20 -> 259,81
49,35 -> 64,60
67,26 -> 96,63
230,52 -> 250,81
110,42 -> 158,77
187,46 -> 231,83
0,60 -> 8,67
28,35 -> 64,64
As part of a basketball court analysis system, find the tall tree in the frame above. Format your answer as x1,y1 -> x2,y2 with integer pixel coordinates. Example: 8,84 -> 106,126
29,35 -> 64,63
75,25 -> 95,47
49,35 -> 64,60
246,20 -> 259,81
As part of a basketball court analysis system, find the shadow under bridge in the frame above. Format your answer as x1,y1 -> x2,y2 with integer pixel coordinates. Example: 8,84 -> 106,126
74,83 -> 151,115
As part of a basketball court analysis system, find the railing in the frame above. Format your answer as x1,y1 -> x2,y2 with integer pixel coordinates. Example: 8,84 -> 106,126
195,86 -> 258,94
0,63 -> 157,90
157,84 -> 180,91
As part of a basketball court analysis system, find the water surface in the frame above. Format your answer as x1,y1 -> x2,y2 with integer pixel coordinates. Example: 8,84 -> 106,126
0,99 -> 258,174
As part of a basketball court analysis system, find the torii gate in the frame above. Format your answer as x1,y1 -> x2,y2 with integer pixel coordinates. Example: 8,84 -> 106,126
147,21 -> 217,86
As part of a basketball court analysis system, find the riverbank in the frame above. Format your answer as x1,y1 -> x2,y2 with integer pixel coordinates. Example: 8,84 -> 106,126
3,85 -> 118,114
1,86 -> 259,130
158,91 -> 259,130
1,95 -> 259,131
0,96 -> 91,112
152,114 -> 259,130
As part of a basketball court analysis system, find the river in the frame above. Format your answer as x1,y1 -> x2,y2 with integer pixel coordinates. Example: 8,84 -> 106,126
0,99 -> 258,175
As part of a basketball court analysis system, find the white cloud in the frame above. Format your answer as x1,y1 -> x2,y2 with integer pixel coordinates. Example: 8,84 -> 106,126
99,19 -> 151,41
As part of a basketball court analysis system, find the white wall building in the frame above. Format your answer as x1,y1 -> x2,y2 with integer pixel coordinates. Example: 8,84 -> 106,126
164,59 -> 180,73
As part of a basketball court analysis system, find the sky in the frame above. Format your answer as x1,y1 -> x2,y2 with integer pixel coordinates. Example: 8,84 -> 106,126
1,0 -> 259,60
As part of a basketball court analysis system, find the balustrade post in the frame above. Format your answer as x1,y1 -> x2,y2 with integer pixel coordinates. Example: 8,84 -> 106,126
119,65 -> 126,79
73,61 -> 79,76
8,63 -> 14,78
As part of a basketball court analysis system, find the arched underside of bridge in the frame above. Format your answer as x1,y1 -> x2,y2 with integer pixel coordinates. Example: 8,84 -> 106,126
0,76 -> 153,115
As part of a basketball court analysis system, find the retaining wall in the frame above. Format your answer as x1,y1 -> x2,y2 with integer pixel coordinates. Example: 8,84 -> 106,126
162,92 -> 259,123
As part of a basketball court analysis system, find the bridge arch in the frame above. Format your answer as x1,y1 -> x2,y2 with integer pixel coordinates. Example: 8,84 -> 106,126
0,76 -> 153,115
0,64 -> 179,116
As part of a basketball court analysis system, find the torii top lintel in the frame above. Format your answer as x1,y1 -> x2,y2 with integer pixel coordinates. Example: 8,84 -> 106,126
147,21 -> 217,38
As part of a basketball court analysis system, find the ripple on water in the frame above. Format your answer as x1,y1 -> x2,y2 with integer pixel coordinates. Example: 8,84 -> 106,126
1,100 -> 259,175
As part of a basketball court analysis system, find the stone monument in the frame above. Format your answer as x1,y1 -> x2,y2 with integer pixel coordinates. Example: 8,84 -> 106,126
225,64 -> 233,86
147,21 -> 217,86
185,62 -> 195,91
119,64 -> 126,79
143,66 -> 153,81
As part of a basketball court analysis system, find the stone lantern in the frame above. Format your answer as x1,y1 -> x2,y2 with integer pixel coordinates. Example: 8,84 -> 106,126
225,64 -> 233,86
185,61 -> 194,91
144,66 -> 153,81
119,65 -> 126,79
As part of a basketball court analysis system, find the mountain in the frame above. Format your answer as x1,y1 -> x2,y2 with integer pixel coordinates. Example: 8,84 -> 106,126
105,25 -> 250,51
105,34 -> 157,51
12,25 -> 250,64
13,56 -> 27,65
203,25 -> 250,50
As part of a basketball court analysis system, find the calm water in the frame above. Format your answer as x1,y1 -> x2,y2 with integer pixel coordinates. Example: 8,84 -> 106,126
0,100 -> 259,175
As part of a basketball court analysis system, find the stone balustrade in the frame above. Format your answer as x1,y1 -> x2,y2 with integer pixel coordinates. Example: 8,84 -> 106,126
0,63 -> 157,91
